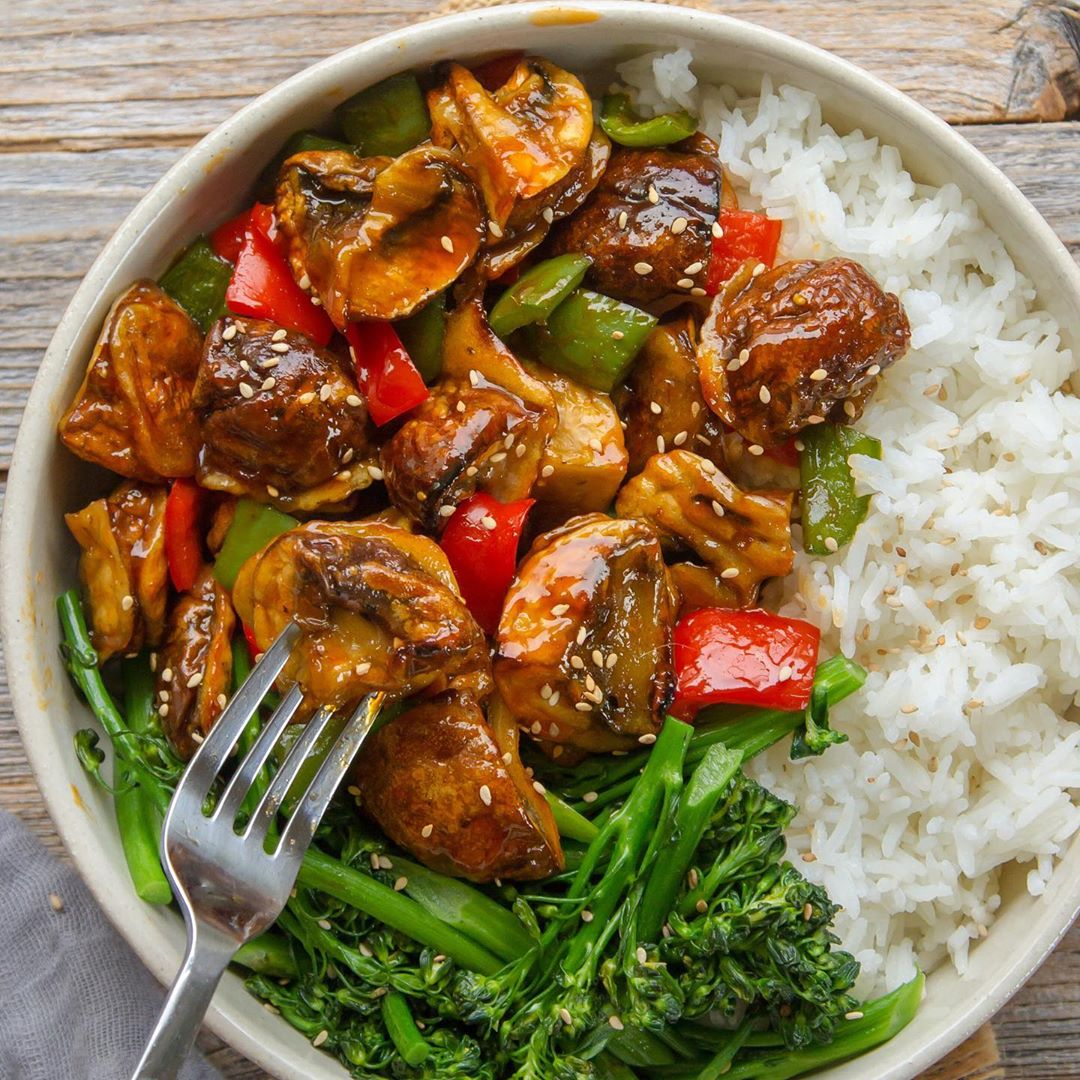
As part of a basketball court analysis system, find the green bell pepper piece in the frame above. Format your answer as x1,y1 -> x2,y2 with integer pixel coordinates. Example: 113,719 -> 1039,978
522,288 -> 657,393
213,498 -> 298,590
159,237 -> 233,333
489,253 -> 592,338
335,72 -> 430,158
799,422 -> 882,555
599,92 -> 696,148
395,294 -> 446,383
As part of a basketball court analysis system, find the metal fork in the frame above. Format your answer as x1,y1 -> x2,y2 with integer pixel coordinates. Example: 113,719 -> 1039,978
131,622 -> 383,1080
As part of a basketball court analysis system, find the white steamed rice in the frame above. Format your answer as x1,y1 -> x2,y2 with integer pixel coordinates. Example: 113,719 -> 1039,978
617,48 -> 1080,996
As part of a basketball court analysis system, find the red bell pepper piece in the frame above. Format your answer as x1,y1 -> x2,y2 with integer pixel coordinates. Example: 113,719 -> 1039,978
471,51 -> 525,91
164,478 -> 204,593
439,492 -> 534,635
345,321 -> 430,426
705,209 -> 782,295
670,607 -> 820,719
225,216 -> 334,346
211,203 -> 277,263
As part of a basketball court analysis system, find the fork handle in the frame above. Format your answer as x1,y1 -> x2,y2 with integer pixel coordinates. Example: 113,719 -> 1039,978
130,920 -> 237,1080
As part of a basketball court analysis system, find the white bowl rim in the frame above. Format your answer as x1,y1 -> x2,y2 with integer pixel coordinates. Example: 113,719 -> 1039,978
4,3 -> 1080,1078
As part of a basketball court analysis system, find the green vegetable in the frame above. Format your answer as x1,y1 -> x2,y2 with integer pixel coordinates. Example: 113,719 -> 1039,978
213,498 -> 298,589
395,294 -> 446,383
115,656 -> 172,904
335,72 -> 431,158
382,992 -> 431,1067
791,680 -> 849,760
599,92 -> 696,147
545,790 -> 601,843
522,288 -> 658,392
799,423 -> 882,555
159,236 -> 233,333
233,933 -> 299,978
489,254 -> 592,338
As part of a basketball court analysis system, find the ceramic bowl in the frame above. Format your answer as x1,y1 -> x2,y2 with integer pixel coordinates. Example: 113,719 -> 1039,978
4,3 -> 1079,1077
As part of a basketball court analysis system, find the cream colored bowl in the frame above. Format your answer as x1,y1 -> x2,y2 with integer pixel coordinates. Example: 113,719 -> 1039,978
3,4 -> 1079,1077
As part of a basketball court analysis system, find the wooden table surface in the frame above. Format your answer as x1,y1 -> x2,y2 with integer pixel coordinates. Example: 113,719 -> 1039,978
2,0 -> 1079,1076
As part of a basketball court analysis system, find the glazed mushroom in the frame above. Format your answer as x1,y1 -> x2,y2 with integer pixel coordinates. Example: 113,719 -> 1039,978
64,481 -> 168,663
381,295 -> 557,529
275,146 -> 486,326
698,258 -> 911,447
614,311 -> 726,477
154,567 -> 236,760
59,281 -> 202,481
495,513 -> 677,753
193,316 -> 377,512
428,58 -> 593,228
232,520 -> 491,712
548,139 -> 727,309
352,690 -> 563,883
615,450 -> 794,608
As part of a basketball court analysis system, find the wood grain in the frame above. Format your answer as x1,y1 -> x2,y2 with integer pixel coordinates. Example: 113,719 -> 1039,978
1,1 -> 1078,1077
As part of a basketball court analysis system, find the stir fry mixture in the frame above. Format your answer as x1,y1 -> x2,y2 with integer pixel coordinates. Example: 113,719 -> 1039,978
58,54 -> 924,1079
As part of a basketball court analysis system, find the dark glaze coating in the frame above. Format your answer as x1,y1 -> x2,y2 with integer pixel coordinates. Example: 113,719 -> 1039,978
193,317 -> 375,512
495,513 -> 677,752
429,58 -> 593,227
59,281 -> 202,482
353,691 -> 563,882
615,450 -> 794,608
276,145 -> 485,326
381,295 -> 556,529
64,480 -> 168,662
698,258 -> 911,446
155,567 -> 236,760
232,521 -> 491,713
548,143 -> 722,308
615,311 -> 726,477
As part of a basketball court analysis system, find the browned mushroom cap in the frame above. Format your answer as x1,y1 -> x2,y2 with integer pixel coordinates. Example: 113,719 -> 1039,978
615,450 -> 794,608
698,257 -> 911,447
614,312 -> 726,477
155,567 -> 236,760
429,59 -> 593,227
381,295 -> 556,529
352,690 -> 563,883
232,521 -> 491,712
548,143 -> 723,309
193,317 -> 376,512
64,481 -> 168,663
276,145 -> 485,326
481,127 -> 611,280
59,281 -> 202,482
495,513 -> 677,753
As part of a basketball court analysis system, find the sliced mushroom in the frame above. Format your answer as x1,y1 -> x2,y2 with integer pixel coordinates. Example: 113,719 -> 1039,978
698,258 -> 911,446
193,316 -> 377,512
276,145 -> 486,326
155,568 -> 236,760
615,450 -> 794,608
232,521 -> 491,712
381,295 -> 556,529
548,143 -> 723,309
64,481 -> 168,663
352,690 -> 563,883
614,312 -> 725,477
59,281 -> 202,482
429,58 -> 593,227
495,513 -> 677,752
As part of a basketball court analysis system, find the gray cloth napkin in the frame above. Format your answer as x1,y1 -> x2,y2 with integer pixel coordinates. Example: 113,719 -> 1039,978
0,810 -> 221,1080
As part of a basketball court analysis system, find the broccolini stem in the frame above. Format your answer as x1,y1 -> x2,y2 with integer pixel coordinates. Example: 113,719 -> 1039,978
546,790 -> 601,842
381,992 -> 431,1067
233,933 -> 300,978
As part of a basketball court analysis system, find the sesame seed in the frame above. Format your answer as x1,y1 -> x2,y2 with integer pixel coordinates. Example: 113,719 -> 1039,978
671,216 -> 689,235
319,383 -> 333,402
583,791 -> 598,803
216,693 -> 228,708
677,277 -> 695,289
712,221 -> 724,239
657,435 -> 666,453
581,909 -> 594,923
559,1007 -> 573,1026
222,324 -> 238,341
584,674 -> 597,692
638,733 -> 657,745
752,262 -> 766,276
673,430 -> 688,446
609,1015 -> 625,1030
368,465 -> 384,480
589,437 -> 603,453
778,665 -> 793,682
488,220 -> 504,238
618,210 -> 629,228
311,296 -> 322,306
802,852 -> 817,863
187,672 -> 203,689
843,400 -> 857,418
271,328 -> 287,342
542,207 -> 555,224
345,394 -> 362,407
158,704 -> 168,717
502,752 -> 513,766
695,899 -> 708,913
479,784 -> 492,806
239,383 -> 255,399
541,464 -> 555,478
298,274 -> 311,291
551,604 -> 569,617
440,235 -> 454,253
649,401 -> 662,415
634,262 -> 653,276
379,855 -> 394,870
548,691 -> 560,707
711,498 -> 728,518
867,364 -> 881,376
515,443 -> 527,458
260,357 -> 279,369
120,594 -> 134,612
726,358 -> 741,372
570,655 -> 585,670
691,286 -> 707,296
900,704 -> 918,715
747,444 -> 764,456
574,701 -> 593,712
824,537 -> 839,553
647,184 -> 659,204
606,653 -> 618,669
342,448 -> 354,464
504,433 -> 516,449
371,853 -> 381,870
161,668 -> 173,683
266,484 -> 280,497
683,261 -> 704,276
533,780 -> 546,795
318,919 -> 333,931
438,504 -> 457,518
270,341 -> 290,354
469,369 -> 480,387
354,662 -> 372,676
974,616 -> 991,630
810,368 -> 828,381
313,1030 -> 329,1048
481,515 -> 497,530
688,868 -> 699,888
807,414 -> 826,424
721,568 -> 740,579
491,451 -> 508,464
261,377 -> 276,392
759,385 -> 771,404
591,649 -> 604,667
577,626 -> 588,645
845,1011 -> 864,1021
394,877 -> 408,892
158,690 -> 170,702
611,330 -> 625,340
298,391 -> 315,404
